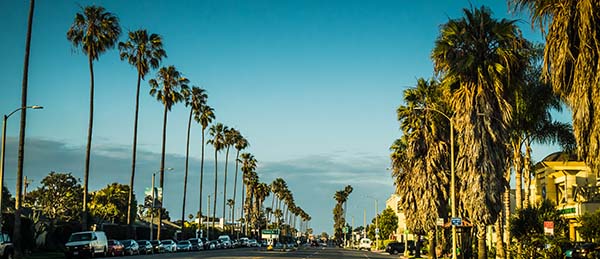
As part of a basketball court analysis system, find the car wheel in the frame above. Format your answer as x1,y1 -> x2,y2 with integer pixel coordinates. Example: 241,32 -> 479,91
90,248 -> 95,258
6,250 -> 14,259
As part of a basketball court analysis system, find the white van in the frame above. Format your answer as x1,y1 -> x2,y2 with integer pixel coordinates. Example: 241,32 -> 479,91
65,231 -> 108,258
358,238 -> 372,251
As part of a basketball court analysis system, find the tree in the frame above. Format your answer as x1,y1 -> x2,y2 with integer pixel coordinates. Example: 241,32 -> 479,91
239,153 -> 257,235
578,210 -> 600,242
1,187 -> 14,213
230,128 -> 248,233
431,6 -> 527,258
118,29 -> 166,227
367,207 -> 398,243
222,127 -> 236,229
149,65 -> 189,239
181,86 -> 208,229
207,123 -> 227,236
510,200 -> 568,258
511,0 -> 600,180
66,5 -> 121,230
26,172 -> 83,222
196,102 -> 215,236
15,1 -> 35,256
88,183 -> 135,225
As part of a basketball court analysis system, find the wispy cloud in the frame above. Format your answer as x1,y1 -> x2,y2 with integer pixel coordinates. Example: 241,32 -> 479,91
3,137 -> 395,233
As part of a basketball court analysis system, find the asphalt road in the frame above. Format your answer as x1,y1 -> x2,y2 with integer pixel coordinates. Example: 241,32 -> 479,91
128,247 -> 394,259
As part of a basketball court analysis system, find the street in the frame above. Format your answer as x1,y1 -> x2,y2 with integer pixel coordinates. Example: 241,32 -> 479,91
127,247 -> 395,259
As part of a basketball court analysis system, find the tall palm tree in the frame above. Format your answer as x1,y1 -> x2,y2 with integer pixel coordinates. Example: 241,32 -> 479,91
67,5 -> 121,230
226,198 -> 234,232
222,127 -> 236,228
207,123 -> 227,236
231,129 -> 248,233
511,0 -> 600,177
149,65 -> 189,239
254,182 -> 270,235
270,178 -> 285,222
240,153 -> 257,235
431,6 -> 526,258
391,78 -> 450,257
118,29 -> 166,227
196,103 -> 215,235
14,0 -> 36,256
180,86 -> 208,229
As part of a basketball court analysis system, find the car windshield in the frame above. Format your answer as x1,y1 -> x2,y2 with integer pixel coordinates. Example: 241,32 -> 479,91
121,240 -> 131,245
149,240 -> 159,245
162,240 -> 172,244
178,241 -> 189,244
68,233 -> 92,242
137,240 -> 146,245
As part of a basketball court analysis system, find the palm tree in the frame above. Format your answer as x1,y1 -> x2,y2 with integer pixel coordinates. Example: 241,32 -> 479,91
226,198 -> 234,232
14,0 -> 36,255
118,29 -> 166,227
180,86 -> 208,229
231,129 -> 248,233
431,6 -> 527,258
222,127 -> 236,229
196,103 -> 215,236
207,123 -> 227,236
254,182 -> 270,235
67,5 -> 121,230
511,0 -> 600,178
239,153 -> 257,235
391,78 -> 450,258
149,65 -> 189,239
270,178 -> 285,223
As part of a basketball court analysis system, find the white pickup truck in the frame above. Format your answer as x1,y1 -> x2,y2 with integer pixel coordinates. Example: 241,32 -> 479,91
358,238 -> 372,251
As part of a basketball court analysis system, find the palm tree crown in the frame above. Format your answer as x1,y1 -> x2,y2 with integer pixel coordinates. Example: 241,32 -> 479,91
118,30 -> 166,79
67,6 -> 121,61
149,66 -> 189,111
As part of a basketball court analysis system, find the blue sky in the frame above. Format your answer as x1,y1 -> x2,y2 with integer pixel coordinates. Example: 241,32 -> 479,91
0,0 -> 568,235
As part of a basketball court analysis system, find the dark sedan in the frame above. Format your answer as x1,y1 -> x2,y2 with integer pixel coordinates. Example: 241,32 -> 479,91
136,240 -> 154,255
120,239 -> 139,256
385,241 -> 416,255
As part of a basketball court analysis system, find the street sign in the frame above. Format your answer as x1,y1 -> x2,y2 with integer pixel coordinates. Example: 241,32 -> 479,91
436,218 -> 444,226
544,221 -> 554,236
451,217 -> 462,226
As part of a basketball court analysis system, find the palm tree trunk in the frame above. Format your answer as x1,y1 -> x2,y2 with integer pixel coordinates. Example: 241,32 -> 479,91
82,52 -> 95,231
232,150 -> 240,234
477,224 -> 487,259
504,163 -> 511,259
270,194 -> 275,223
212,149 -> 218,237
241,182 -> 245,235
513,140 -> 523,210
223,147 -> 230,229
523,139 -> 532,208
495,214 -> 505,259
181,108 -> 193,229
127,72 -> 142,228
15,1 -> 35,256
199,127 -> 206,235
157,104 -> 168,240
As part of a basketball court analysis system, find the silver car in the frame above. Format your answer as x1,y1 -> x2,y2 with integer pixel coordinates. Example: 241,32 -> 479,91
160,239 -> 177,252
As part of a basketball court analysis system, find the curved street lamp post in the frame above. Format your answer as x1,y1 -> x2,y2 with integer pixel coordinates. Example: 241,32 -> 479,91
0,105 -> 43,230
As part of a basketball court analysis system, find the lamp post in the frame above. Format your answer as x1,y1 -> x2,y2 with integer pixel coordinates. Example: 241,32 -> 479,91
150,167 -> 172,240
364,196 -> 379,250
415,106 -> 456,259
1,105 -> 43,230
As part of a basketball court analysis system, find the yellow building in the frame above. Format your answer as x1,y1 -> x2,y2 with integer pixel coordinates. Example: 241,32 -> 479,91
532,152 -> 600,241
386,193 -> 417,242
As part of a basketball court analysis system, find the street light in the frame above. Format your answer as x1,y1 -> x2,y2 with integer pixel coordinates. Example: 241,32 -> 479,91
150,167 -> 173,240
414,106 -> 457,259
364,196 -> 379,250
0,105 -> 43,230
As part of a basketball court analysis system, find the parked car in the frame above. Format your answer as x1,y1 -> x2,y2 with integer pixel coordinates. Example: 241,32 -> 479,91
0,233 -> 14,259
358,238 -> 371,251
572,243 -> 599,259
65,231 -> 108,258
188,238 -> 203,251
563,242 -> 586,258
149,240 -> 164,254
107,240 -> 124,256
239,237 -> 249,247
120,239 -> 139,256
385,241 -> 416,255
200,237 -> 210,250
176,240 -> 192,252
160,239 -> 177,252
248,239 -> 258,247
218,235 -> 232,248
136,240 -> 153,255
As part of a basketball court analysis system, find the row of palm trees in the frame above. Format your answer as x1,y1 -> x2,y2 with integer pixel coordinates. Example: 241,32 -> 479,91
390,3 -> 587,259
63,4 -> 312,241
